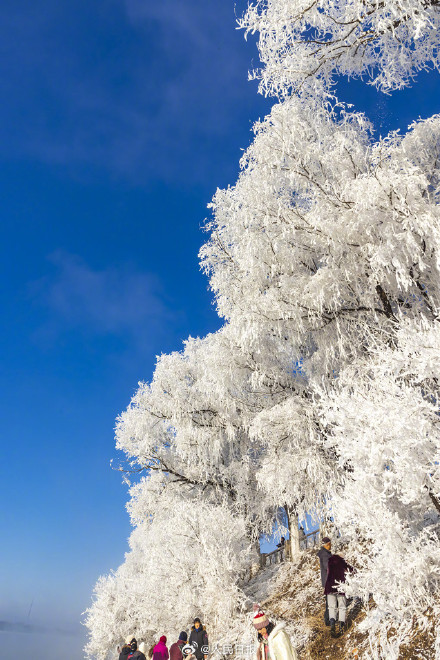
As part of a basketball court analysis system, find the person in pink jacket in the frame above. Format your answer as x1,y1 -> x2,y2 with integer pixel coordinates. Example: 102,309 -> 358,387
153,636 -> 169,660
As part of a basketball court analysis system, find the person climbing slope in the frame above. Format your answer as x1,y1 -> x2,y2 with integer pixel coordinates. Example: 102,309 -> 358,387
324,553 -> 354,637
253,605 -> 298,660
317,536 -> 332,626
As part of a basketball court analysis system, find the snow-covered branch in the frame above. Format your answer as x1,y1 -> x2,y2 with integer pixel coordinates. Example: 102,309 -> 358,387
240,0 -> 440,95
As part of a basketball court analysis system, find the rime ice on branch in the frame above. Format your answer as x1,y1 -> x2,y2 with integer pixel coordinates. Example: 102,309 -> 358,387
240,0 -> 440,96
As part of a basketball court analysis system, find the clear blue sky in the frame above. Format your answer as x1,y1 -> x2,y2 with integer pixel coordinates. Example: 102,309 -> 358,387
0,1 -> 438,659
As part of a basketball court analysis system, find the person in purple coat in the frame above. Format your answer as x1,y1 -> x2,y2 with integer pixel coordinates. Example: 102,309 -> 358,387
169,632 -> 188,660
317,536 -> 332,626
324,553 -> 353,637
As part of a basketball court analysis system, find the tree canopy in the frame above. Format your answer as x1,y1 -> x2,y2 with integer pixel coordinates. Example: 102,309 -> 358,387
85,0 -> 440,657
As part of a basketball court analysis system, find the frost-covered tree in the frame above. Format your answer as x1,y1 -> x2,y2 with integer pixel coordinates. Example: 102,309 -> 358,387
86,324 -> 321,657
202,101 -> 440,349
85,496 -> 251,660
317,318 -> 440,655
240,0 -> 440,96
199,30 -> 440,658
86,0 -> 440,656
115,328 -> 274,537
201,97 -> 440,514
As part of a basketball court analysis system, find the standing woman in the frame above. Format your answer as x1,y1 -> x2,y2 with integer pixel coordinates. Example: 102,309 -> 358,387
153,636 -> 169,660
253,605 -> 298,660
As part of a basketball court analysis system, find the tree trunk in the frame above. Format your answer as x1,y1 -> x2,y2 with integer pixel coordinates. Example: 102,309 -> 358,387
285,505 -> 300,558
245,518 -> 262,578
290,518 -> 300,556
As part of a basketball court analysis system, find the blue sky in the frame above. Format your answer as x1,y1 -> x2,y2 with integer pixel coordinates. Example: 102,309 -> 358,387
0,1 -> 438,659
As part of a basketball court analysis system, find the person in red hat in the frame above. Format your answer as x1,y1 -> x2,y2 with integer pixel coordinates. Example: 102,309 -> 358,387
152,636 -> 169,660
253,605 -> 298,660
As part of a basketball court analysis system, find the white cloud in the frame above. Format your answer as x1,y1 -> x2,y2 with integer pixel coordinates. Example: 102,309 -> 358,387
29,251 -> 176,352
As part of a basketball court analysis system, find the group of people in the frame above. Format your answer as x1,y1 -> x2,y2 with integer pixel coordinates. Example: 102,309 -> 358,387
118,610 -> 299,660
252,533 -> 352,657
117,536 -> 350,660
317,536 -> 353,638
118,618 -> 208,660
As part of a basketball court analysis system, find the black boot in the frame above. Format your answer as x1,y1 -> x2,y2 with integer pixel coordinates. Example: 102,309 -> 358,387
330,619 -> 336,638
340,622 -> 345,635
324,597 -> 330,626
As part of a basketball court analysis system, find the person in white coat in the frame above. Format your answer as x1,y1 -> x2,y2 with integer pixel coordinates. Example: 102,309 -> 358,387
253,604 -> 298,660
139,642 -> 150,658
